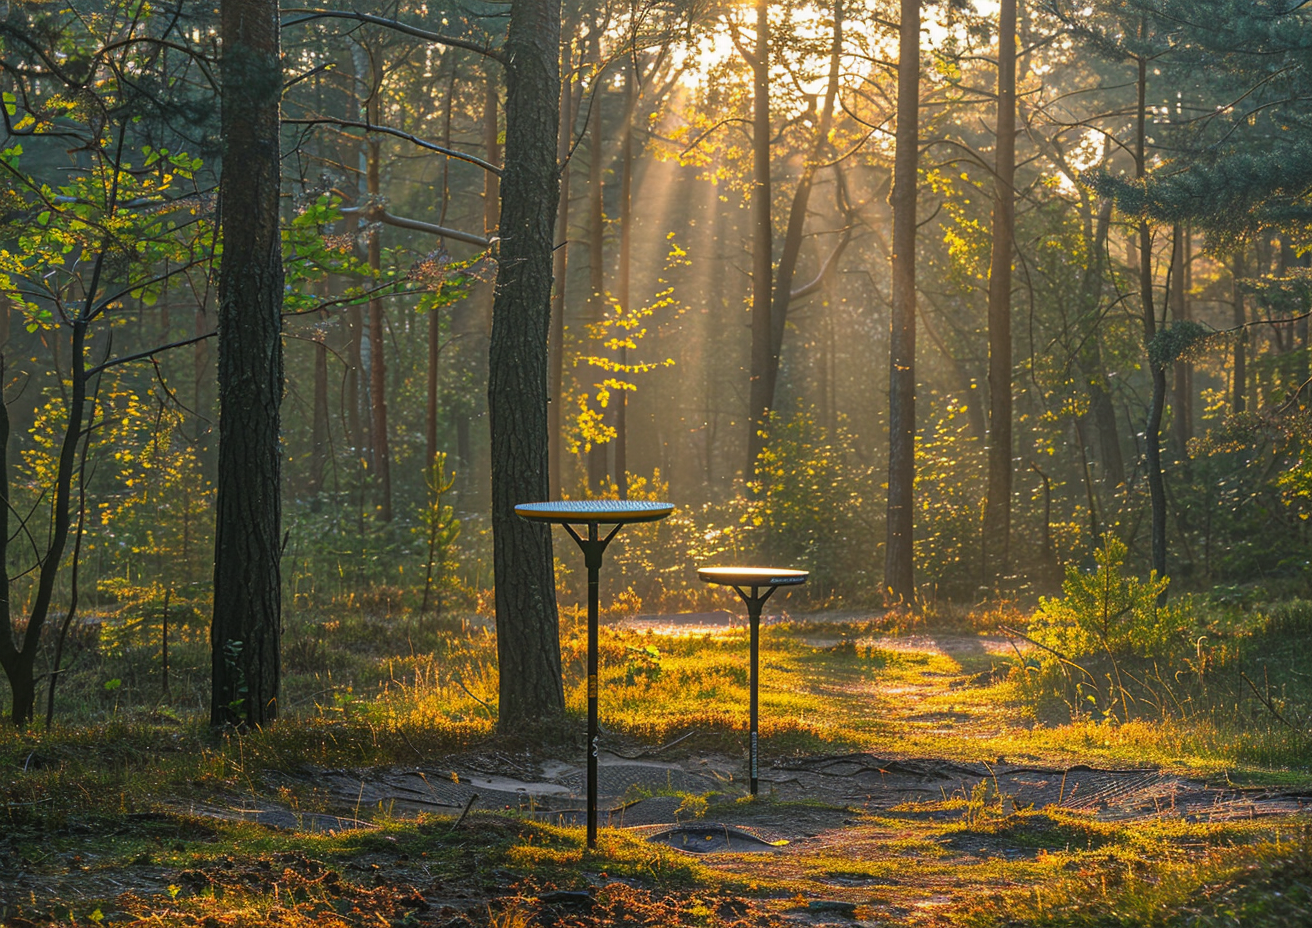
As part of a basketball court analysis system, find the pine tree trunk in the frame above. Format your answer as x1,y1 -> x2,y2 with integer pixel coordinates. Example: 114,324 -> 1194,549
1170,223 -> 1191,457
586,43 -> 608,492
885,0 -> 920,603
760,0 -> 844,442
212,0 -> 284,728
343,44 -> 365,457
1136,43 -> 1167,591
429,59 -> 459,468
616,60 -> 634,498
983,0 -> 1016,582
367,85 -> 392,522
746,0 -> 773,479
310,314 -> 330,503
549,20 -> 576,497
1233,249 -> 1247,413
488,0 -> 565,729
1078,199 -> 1124,492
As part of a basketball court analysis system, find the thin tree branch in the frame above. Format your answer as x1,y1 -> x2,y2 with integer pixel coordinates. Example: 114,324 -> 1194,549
280,9 -> 504,61
338,206 -> 491,248
283,116 -> 502,176
791,227 -> 855,301
86,332 -> 216,377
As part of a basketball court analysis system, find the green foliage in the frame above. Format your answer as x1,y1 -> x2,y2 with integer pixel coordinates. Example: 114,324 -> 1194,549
1148,320 -> 1214,367
281,195 -> 482,319
1024,535 -> 1184,723
1090,0 -> 1312,238
415,452 -> 461,619
280,195 -> 370,314
0,141 -> 212,330
744,406 -> 878,602
222,639 -> 248,717
1030,534 -> 1174,663
1180,414 -> 1312,585
571,236 -> 684,454
964,831 -> 1312,928
924,167 -> 992,289
623,644 -> 662,686
84,381 -> 214,605
913,401 -> 986,598
283,494 -> 483,618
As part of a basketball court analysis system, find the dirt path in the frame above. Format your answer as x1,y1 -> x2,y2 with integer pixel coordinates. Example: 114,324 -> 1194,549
6,624 -> 1309,928
175,622 -> 1308,924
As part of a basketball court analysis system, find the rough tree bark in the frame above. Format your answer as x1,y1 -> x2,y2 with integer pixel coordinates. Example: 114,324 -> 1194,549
211,0 -> 285,728
488,0 -> 565,728
885,0 -> 920,602
983,0 -> 1017,581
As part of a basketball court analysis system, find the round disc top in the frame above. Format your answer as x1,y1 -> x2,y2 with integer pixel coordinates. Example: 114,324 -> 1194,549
515,500 -> 674,524
698,567 -> 809,587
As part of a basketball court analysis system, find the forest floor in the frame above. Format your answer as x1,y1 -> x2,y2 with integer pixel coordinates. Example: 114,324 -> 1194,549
2,611 -> 1310,927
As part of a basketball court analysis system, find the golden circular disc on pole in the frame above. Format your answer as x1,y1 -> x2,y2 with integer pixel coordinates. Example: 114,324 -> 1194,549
515,500 -> 674,524
697,567 -> 809,587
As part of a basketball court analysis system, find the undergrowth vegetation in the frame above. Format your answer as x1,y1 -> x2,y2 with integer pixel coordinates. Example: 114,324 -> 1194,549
1003,537 -> 1312,770
963,827 -> 1312,928
7,579 -> 1312,787
2,593 -> 1310,927
4,525 -> 1311,928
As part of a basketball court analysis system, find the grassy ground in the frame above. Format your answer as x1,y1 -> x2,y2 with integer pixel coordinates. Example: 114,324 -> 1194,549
1,596 -> 1310,926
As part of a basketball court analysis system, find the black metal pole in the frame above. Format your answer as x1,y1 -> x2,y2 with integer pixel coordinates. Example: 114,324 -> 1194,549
564,520 -> 621,850
522,505 -> 671,852
735,584 -> 774,797
748,598 -> 760,795
586,521 -> 600,847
